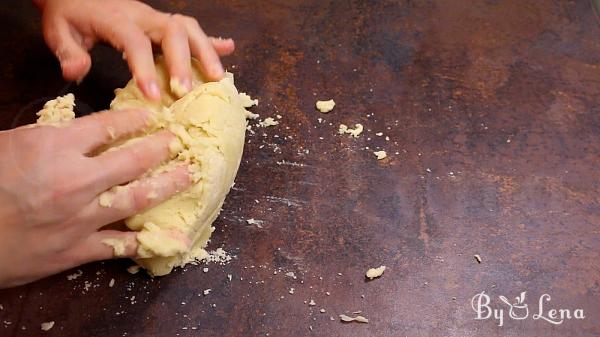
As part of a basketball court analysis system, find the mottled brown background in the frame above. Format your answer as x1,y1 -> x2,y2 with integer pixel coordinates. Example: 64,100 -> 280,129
1,0 -> 600,336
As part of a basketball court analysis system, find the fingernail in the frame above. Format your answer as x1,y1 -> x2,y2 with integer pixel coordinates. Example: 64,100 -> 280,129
147,81 -> 161,101
183,78 -> 192,91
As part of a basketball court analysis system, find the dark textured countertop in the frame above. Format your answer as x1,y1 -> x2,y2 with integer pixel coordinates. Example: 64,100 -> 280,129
1,0 -> 600,336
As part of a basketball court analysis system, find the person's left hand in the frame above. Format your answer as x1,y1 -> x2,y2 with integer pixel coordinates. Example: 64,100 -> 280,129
34,0 -> 235,101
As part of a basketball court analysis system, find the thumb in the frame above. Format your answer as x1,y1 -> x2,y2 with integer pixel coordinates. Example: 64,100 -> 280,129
43,18 -> 92,82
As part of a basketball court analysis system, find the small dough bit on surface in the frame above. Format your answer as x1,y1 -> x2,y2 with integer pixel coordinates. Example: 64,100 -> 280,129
38,57 -> 255,276
316,99 -> 335,113
338,123 -> 364,137
366,265 -> 386,279
373,150 -> 387,160
339,314 -> 369,323
41,321 -> 55,331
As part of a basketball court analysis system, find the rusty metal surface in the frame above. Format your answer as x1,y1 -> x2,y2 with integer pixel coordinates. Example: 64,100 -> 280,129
1,0 -> 600,336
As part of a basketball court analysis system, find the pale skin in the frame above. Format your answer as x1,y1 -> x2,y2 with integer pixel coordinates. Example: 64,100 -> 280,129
0,0 -> 234,288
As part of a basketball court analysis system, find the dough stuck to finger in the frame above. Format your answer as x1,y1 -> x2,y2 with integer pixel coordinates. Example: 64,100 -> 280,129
101,238 -> 129,257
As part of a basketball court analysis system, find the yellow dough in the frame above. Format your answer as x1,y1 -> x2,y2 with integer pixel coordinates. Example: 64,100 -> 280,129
107,58 -> 252,276
37,58 -> 254,276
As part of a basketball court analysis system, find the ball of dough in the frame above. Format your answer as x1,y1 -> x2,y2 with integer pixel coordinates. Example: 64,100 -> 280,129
110,58 -> 250,276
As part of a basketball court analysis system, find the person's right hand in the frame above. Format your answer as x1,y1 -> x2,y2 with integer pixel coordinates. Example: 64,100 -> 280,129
0,108 -> 191,288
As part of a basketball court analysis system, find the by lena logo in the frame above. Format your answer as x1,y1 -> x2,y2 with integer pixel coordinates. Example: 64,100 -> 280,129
471,291 -> 585,326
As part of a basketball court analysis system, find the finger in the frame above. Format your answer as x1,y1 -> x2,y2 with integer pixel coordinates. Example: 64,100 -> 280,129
162,19 -> 193,96
92,17 -> 160,101
70,108 -> 153,153
43,17 -> 92,82
72,231 -> 138,263
182,18 -> 224,81
76,165 -> 191,229
209,37 -> 235,56
91,130 -> 180,192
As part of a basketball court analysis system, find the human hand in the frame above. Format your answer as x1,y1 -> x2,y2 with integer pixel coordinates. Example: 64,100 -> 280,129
0,109 -> 191,288
34,0 -> 235,100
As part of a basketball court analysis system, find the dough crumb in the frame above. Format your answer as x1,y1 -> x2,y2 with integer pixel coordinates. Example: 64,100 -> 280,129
315,99 -> 335,113
373,151 -> 387,160
36,94 -> 75,126
320,308 -> 326,313
101,238 -> 128,257
308,299 -> 316,306
203,289 -> 211,296
366,266 -> 386,280
474,254 -> 482,264
67,270 -> 83,281
127,265 -> 141,274
259,117 -> 279,127
339,314 -> 369,323
246,218 -> 264,228
41,321 -> 55,331
289,288 -> 295,294
338,123 -> 364,137
108,278 -> 115,288
245,111 -> 260,120
203,248 -> 233,264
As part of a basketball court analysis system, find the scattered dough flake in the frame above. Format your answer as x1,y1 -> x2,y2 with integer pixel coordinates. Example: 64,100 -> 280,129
108,278 -> 115,287
246,218 -> 264,228
41,321 -> 55,331
373,151 -> 387,160
67,270 -> 83,281
338,123 -> 364,137
316,99 -> 335,113
259,117 -> 279,127
308,299 -> 316,306
474,254 -> 482,264
127,265 -> 141,274
366,266 -> 386,280
339,314 -> 369,324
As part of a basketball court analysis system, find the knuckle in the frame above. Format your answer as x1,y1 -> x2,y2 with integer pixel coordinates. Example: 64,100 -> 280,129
181,16 -> 201,30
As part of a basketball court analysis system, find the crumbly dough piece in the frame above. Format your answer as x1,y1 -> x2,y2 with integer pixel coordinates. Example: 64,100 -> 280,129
109,58 -> 250,276
316,99 -> 335,113
41,321 -> 55,331
338,123 -> 363,137
36,93 -> 75,125
101,238 -> 128,257
366,265 -> 386,279
339,314 -> 369,323
373,151 -> 387,160
259,117 -> 279,127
